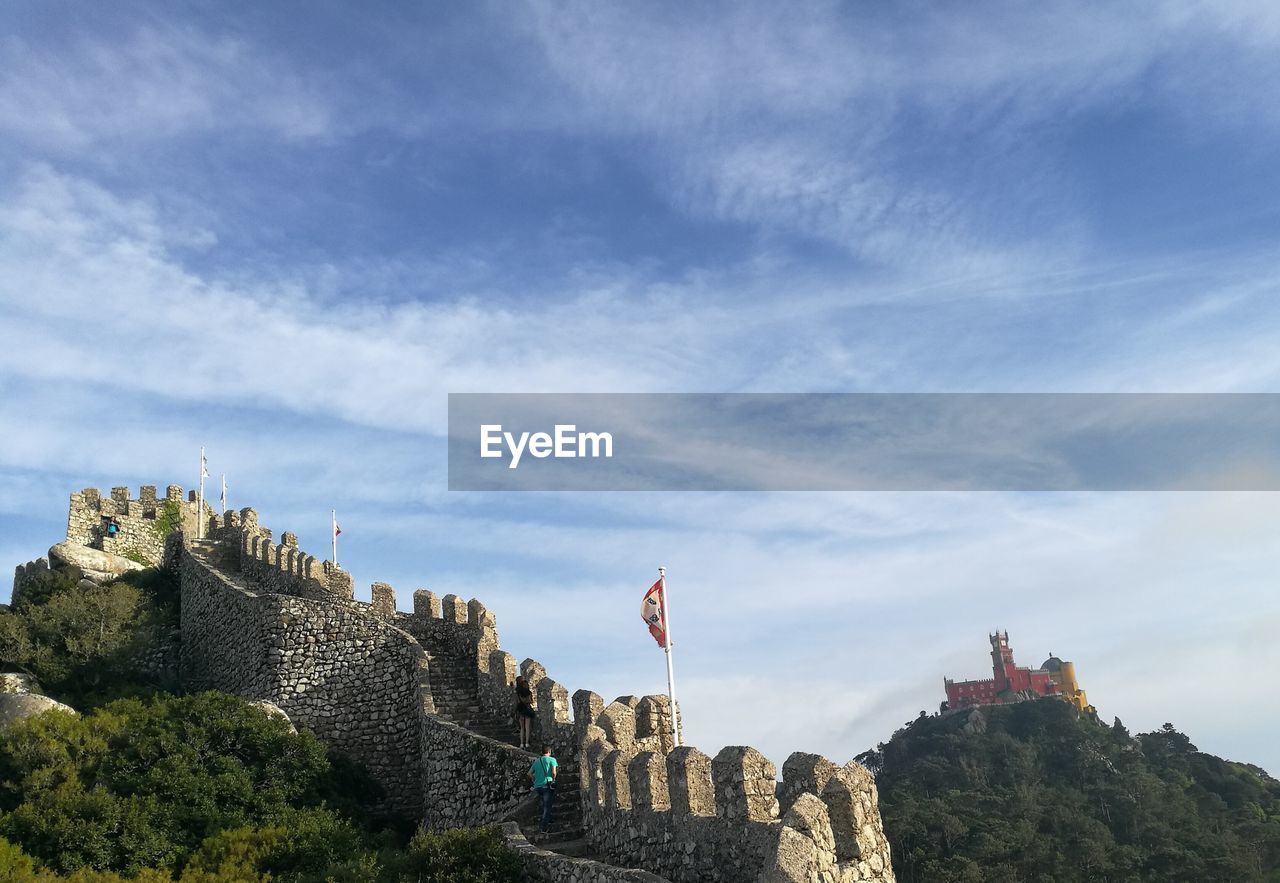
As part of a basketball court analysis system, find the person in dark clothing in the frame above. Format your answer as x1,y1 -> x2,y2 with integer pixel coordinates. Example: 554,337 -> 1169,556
515,675 -> 535,749
529,744 -> 558,834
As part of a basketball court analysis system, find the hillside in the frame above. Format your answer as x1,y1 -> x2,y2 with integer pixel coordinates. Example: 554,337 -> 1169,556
858,700 -> 1280,882
0,563 -> 519,882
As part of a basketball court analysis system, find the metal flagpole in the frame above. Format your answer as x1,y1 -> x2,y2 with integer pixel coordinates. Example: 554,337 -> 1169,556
331,510 -> 338,567
197,447 -> 207,539
658,566 -> 681,746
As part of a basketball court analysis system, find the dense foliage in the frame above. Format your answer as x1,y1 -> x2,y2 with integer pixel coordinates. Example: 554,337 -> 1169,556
0,566 -> 180,706
0,692 -> 382,874
862,700 -> 1280,882
0,825 -> 519,882
0,567 -> 520,882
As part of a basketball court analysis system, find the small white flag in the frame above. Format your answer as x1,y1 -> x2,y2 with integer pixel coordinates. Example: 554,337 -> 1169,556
201,451 -> 209,479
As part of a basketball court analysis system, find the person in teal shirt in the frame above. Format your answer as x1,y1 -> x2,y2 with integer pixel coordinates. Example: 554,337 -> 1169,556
530,745 -> 558,833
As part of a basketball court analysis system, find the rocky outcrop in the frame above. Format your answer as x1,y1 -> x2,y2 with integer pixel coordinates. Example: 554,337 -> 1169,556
48,541 -> 145,583
0,673 -> 38,693
0,692 -> 76,728
248,699 -> 297,733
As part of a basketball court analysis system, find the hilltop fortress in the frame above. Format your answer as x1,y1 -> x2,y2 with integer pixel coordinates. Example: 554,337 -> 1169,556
11,485 -> 895,883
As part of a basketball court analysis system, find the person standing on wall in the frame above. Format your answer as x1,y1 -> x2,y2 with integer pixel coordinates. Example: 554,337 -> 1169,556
515,675 -> 535,749
530,744 -> 558,834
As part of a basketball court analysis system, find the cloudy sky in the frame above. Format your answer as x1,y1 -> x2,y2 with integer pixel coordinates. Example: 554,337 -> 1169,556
3,1 -> 1280,773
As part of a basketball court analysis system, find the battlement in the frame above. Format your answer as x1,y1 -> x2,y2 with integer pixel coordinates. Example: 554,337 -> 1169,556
579,711 -> 893,883
10,558 -> 50,606
71,484 -> 185,515
67,484 -> 208,566
209,507 -> 355,602
56,483 -> 893,882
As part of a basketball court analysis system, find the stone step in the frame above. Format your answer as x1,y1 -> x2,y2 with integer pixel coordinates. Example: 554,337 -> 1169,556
541,838 -> 590,858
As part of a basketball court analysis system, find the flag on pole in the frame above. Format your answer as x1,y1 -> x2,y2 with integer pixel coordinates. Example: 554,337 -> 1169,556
201,452 -> 209,479
334,523 -> 343,537
640,578 -> 666,647
220,475 -> 227,512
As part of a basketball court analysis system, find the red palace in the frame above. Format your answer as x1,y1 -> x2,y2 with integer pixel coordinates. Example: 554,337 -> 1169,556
944,630 -> 1088,710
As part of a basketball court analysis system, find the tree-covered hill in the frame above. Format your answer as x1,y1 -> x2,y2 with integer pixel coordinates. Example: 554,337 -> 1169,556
0,566 -> 520,882
859,700 -> 1280,882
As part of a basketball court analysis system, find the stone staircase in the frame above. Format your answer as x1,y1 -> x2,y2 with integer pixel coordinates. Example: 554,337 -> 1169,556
189,538 -> 244,583
427,653 -> 515,738
510,765 -> 589,858
425,653 -> 590,857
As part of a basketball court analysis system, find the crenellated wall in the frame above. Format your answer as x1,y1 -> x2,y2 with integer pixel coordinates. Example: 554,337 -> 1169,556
67,485 -> 207,566
174,531 -> 428,818
10,557 -> 50,606
47,483 -> 897,883
220,508 -> 355,602
578,704 -> 894,883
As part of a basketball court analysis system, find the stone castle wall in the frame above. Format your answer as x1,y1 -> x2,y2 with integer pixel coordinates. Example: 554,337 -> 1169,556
574,704 -> 895,883
10,558 -> 49,606
420,715 -> 535,830
67,485 -> 207,566
501,824 -> 669,883
127,490 -> 894,883
173,529 -> 427,818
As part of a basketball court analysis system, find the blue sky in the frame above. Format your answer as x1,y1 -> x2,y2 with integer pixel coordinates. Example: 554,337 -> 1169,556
3,1 -> 1280,772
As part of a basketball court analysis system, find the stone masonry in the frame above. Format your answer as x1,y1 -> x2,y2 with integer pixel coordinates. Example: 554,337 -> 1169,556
67,485 -> 208,566
33,485 -> 895,883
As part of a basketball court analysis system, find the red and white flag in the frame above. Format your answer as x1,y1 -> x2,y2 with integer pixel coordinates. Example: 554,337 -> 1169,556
640,578 -> 666,648
334,523 -> 343,537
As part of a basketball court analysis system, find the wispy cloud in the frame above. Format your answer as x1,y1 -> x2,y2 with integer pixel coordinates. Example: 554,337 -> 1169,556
4,1 -> 1280,775
0,25 -> 334,149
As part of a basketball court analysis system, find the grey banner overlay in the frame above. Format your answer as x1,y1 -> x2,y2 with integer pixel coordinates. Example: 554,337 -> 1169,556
447,393 -> 1280,491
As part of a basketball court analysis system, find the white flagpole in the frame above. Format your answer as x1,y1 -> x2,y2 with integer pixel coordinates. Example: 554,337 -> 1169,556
658,566 -> 681,747
331,509 -> 338,567
197,447 -> 207,539
220,474 -> 227,514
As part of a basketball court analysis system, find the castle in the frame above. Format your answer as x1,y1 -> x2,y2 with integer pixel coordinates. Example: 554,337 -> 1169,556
944,631 -> 1091,713
10,485 -> 896,883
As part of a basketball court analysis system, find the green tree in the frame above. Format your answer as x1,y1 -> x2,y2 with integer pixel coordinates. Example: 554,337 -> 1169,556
873,700 -> 1280,882
0,693 -> 381,876
1,567 -> 182,706
383,827 -> 519,883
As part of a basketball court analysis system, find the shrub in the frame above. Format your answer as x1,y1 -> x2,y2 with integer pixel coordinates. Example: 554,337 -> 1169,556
0,693 -> 381,875
151,502 -> 183,540
385,827 -> 519,883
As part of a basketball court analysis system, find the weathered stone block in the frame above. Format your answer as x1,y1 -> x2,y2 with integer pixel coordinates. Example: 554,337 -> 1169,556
629,751 -> 670,810
597,700 -> 637,749
537,677 -> 570,726
467,597 -> 496,629
572,689 -> 604,739
667,746 -> 715,816
413,589 -> 441,618
442,593 -> 468,624
603,748 -> 636,809
713,745 -> 779,822
371,582 -> 397,620
780,751 -> 838,815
